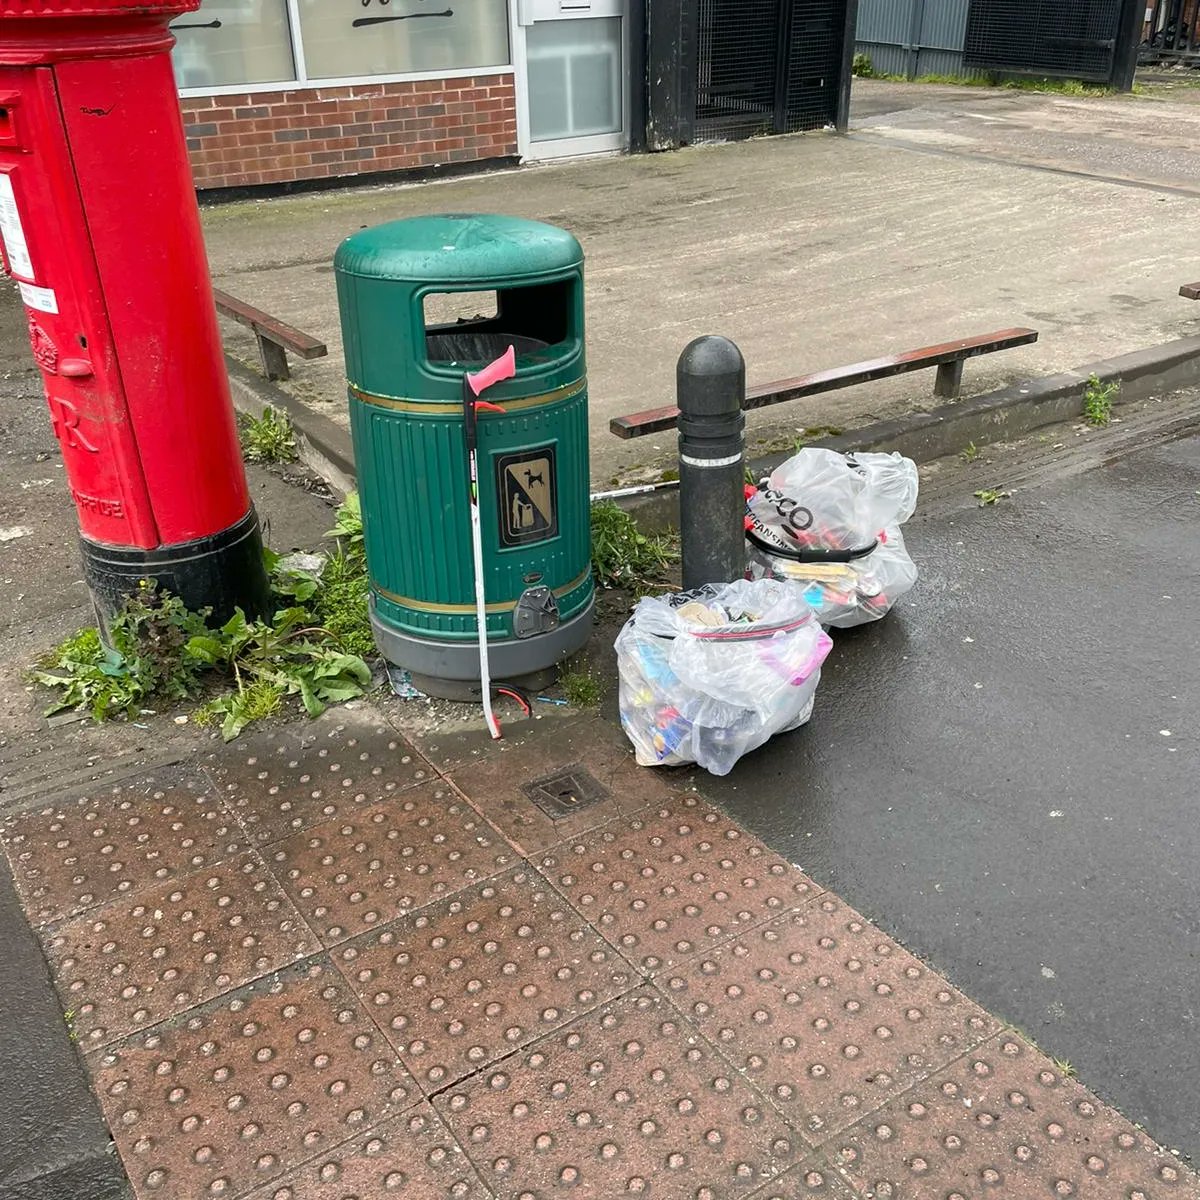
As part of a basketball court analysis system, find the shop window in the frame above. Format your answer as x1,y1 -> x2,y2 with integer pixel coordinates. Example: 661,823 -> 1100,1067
297,0 -> 510,80
170,1 -> 295,89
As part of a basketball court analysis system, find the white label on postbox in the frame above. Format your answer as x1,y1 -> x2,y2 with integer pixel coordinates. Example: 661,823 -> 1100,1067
0,174 -> 34,280
18,281 -> 58,314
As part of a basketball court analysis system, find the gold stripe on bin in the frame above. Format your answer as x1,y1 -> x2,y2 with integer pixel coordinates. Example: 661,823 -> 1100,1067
349,377 -> 586,414
374,567 -> 592,615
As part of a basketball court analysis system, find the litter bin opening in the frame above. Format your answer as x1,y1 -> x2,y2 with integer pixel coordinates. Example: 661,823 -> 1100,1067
426,330 -> 550,366
422,278 -> 579,372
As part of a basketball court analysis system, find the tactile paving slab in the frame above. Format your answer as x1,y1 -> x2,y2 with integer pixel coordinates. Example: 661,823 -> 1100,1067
333,866 -> 637,1092
660,895 -> 999,1143
44,851 -> 318,1050
435,988 -> 801,1199
538,796 -> 821,973
266,781 -> 515,948
93,959 -> 417,1200
447,716 -> 684,856
206,718 -> 434,847
1,768 -> 244,926
830,1033 -> 1195,1200
239,1107 -> 489,1200
746,1160 -> 858,1197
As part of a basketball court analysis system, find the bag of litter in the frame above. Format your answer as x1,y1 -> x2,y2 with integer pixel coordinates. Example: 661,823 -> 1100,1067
615,578 -> 832,776
745,449 -> 918,626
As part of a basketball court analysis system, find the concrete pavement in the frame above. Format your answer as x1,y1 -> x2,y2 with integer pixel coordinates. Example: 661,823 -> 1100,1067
201,78 -> 1200,485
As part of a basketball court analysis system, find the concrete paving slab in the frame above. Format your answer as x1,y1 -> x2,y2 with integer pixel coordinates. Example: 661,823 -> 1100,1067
91,959 -> 416,1200
200,83 -> 1200,485
331,864 -> 636,1093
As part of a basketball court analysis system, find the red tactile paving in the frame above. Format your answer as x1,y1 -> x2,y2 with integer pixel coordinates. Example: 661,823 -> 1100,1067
830,1033 -> 1194,1200
206,719 -> 434,847
447,716 -> 684,856
660,895 -> 999,1143
538,796 -> 821,973
1,768 -> 244,925
238,1107 -> 489,1200
435,988 -> 802,1199
332,866 -> 637,1092
92,959 -> 417,1200
747,1160 -> 858,1197
265,781 -> 516,948
44,851 -> 318,1050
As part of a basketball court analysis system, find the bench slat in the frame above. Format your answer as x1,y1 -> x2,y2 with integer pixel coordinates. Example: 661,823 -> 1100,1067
609,327 -> 1038,439
1180,283 -> 1200,300
212,288 -> 328,359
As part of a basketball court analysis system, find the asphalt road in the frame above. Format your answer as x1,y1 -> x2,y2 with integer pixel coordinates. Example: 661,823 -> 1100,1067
701,421 -> 1200,1160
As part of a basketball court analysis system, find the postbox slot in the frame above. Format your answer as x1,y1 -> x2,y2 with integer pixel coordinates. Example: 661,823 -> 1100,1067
422,278 -> 578,370
0,96 -> 21,149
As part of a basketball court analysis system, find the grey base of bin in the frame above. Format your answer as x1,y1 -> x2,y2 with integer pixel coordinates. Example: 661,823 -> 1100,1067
370,594 -> 595,702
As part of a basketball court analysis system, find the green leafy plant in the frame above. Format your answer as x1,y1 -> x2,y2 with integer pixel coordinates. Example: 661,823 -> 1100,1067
241,406 -> 298,464
974,488 -> 1011,507
31,584 -> 210,720
326,491 -> 364,556
852,53 -> 875,78
313,549 -> 373,658
32,574 -> 372,740
560,663 -> 603,708
590,501 -> 678,588
1052,1057 -> 1077,1078
188,606 -> 371,740
263,547 -> 321,603
1083,373 -> 1119,427
960,441 -> 981,463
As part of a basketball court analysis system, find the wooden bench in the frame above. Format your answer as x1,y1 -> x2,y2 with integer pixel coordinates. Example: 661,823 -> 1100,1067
609,327 -> 1039,440
212,288 -> 328,382
1180,283 -> 1200,300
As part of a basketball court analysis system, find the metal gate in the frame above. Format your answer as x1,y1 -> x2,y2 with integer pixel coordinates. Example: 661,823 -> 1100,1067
694,0 -> 851,140
963,0 -> 1125,81
1141,0 -> 1200,63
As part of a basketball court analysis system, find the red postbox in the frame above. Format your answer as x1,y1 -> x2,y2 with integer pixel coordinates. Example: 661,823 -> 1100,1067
0,0 -> 268,623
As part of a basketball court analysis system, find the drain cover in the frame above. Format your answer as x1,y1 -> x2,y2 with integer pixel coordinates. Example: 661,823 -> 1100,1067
520,764 -> 609,820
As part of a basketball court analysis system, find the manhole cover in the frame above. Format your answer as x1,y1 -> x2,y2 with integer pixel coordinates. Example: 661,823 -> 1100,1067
520,764 -> 609,820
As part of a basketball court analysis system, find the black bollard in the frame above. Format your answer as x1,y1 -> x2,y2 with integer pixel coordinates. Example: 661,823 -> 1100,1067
677,336 -> 746,590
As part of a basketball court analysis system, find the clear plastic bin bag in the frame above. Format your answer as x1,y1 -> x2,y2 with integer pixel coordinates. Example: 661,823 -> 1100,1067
746,525 -> 917,628
615,579 -> 832,776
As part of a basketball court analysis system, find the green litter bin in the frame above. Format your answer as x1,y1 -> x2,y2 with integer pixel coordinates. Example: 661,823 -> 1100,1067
334,213 -> 594,698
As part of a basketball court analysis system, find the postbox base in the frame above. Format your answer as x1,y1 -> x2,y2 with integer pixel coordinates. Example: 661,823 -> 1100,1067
81,507 -> 271,631
370,594 -> 594,701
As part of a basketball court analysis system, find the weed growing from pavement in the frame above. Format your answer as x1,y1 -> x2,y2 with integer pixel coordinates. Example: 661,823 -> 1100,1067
590,500 -> 679,588
857,63 -> 1121,97
31,494 -> 374,740
974,488 -> 1011,506
1083,373 -> 1119,426
1053,1058 -> 1077,1078
560,662 -> 604,708
960,441 -> 982,463
241,406 -> 298,464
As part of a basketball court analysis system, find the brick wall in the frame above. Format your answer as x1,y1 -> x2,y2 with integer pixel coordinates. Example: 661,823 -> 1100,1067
182,75 -> 517,191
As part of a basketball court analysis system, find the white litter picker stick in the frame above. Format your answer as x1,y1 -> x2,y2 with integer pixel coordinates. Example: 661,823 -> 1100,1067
462,345 -> 516,739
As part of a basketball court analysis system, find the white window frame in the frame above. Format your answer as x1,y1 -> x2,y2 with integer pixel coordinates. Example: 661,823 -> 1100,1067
175,0 -> 516,99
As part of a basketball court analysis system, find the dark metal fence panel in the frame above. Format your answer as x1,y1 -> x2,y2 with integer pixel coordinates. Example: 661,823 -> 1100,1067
694,0 -> 780,140
692,0 -> 852,141
962,0 -> 1124,80
784,0 -> 851,129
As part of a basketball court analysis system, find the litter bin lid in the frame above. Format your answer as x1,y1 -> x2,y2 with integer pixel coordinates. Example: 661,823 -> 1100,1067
335,213 -> 583,284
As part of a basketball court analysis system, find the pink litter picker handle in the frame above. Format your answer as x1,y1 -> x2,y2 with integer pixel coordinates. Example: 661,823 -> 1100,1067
467,345 -> 517,396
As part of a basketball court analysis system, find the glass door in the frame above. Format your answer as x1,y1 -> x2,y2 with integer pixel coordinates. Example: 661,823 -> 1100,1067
515,0 -> 628,159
